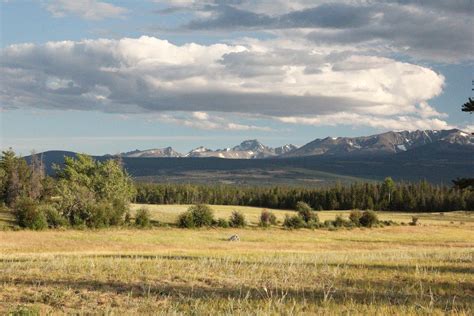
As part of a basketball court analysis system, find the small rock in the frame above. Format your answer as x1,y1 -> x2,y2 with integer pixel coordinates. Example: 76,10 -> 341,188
228,234 -> 240,241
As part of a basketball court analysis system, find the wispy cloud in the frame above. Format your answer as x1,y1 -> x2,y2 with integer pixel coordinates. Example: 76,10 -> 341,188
45,0 -> 127,20
151,112 -> 273,131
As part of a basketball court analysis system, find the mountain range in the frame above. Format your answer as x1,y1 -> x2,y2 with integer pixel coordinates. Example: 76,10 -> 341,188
119,140 -> 298,159
26,129 -> 474,186
118,129 -> 472,159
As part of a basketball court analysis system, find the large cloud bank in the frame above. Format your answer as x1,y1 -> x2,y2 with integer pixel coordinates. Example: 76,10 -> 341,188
1,35 -> 449,130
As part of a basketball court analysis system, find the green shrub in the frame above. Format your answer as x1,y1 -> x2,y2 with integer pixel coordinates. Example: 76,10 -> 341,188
359,210 -> 379,227
324,223 -> 336,230
13,198 -> 47,230
190,204 -> 214,227
86,202 -> 118,228
177,204 -> 214,228
216,218 -> 229,228
333,215 -> 349,227
135,208 -> 151,228
349,210 -> 363,226
306,219 -> 323,229
283,214 -> 305,229
177,211 -> 195,228
259,209 -> 277,227
296,201 -> 319,223
40,205 -> 67,228
229,210 -> 247,228
323,220 -> 334,228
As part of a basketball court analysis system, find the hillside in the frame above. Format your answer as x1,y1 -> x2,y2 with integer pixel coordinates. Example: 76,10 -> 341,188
30,143 -> 473,185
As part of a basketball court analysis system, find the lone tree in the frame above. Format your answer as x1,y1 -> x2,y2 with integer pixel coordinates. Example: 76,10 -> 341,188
452,98 -> 474,190
382,177 -> 395,205
461,97 -> 474,113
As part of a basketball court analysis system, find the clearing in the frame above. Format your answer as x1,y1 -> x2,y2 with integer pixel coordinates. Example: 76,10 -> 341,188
0,205 -> 473,314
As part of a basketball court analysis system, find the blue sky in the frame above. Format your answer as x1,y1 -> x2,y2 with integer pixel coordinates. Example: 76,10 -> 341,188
1,0 -> 473,155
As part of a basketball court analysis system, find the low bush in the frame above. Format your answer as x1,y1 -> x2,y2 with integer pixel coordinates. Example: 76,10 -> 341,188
283,214 -> 305,229
14,198 -> 47,230
296,201 -> 319,223
359,211 -> 379,227
229,211 -> 247,228
177,210 -> 195,228
410,216 -> 419,226
177,204 -> 214,228
349,210 -> 363,226
86,202 -> 116,228
40,205 -> 67,228
324,220 -> 335,230
259,209 -> 277,227
135,208 -> 151,228
333,215 -> 349,227
216,218 -> 230,228
306,219 -> 323,229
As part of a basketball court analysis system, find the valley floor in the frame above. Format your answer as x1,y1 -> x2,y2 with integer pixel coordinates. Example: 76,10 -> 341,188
0,206 -> 473,315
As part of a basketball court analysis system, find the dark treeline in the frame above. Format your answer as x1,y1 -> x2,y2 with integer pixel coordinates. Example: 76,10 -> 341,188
135,179 -> 474,212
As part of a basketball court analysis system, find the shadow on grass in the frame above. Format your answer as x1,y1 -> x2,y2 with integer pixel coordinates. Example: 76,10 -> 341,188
1,254 -> 472,275
2,276 -> 472,310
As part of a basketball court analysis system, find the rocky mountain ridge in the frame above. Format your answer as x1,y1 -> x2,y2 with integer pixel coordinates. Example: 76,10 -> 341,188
118,129 -> 472,159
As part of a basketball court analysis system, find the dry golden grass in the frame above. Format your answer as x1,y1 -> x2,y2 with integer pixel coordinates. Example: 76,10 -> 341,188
1,205 -> 473,315
132,203 -> 474,227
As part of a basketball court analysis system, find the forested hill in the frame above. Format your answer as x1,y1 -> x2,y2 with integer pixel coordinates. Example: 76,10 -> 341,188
27,144 -> 473,185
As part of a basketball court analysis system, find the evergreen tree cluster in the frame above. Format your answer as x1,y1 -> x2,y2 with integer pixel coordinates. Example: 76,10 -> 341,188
136,179 -> 474,212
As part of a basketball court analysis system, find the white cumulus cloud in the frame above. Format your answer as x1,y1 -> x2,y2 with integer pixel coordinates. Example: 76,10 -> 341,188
0,36 -> 449,131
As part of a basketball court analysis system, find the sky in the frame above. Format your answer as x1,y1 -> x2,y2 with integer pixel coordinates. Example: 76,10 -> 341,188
1,0 -> 473,155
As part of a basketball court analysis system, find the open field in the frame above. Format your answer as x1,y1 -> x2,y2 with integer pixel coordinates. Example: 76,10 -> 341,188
131,203 -> 474,227
1,205 -> 473,314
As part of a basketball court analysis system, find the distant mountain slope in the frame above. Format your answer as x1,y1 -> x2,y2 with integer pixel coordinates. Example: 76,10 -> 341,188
28,144 -> 473,185
121,147 -> 182,158
124,140 -> 299,159
114,129 -> 472,160
282,129 -> 472,157
24,129 -> 473,185
185,140 -> 297,159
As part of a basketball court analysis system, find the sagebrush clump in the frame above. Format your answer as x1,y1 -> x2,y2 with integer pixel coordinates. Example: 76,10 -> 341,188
135,208 -> 151,228
296,201 -> 319,223
349,210 -> 363,226
229,210 -> 247,228
283,214 -> 305,229
359,210 -> 379,227
216,218 -> 230,228
177,204 -> 215,228
259,209 -> 277,227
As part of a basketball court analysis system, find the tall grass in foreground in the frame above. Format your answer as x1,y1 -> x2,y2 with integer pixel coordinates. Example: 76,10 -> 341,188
1,223 -> 473,315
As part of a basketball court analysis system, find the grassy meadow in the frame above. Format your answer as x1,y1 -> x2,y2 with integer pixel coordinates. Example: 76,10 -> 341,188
0,205 -> 473,314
